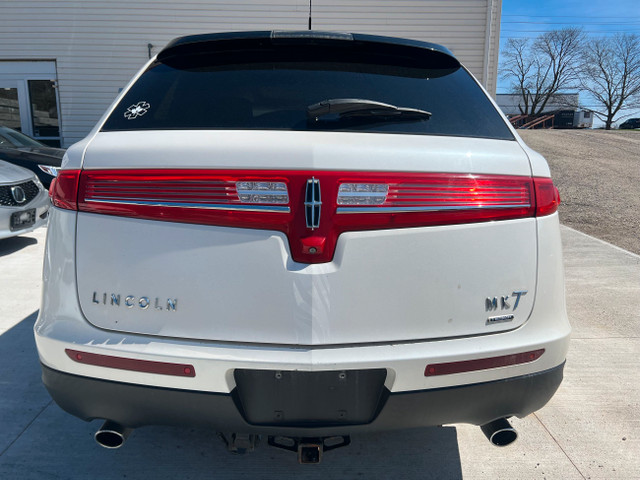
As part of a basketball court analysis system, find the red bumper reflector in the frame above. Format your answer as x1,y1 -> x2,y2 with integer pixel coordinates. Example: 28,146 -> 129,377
424,349 -> 545,376
65,349 -> 196,377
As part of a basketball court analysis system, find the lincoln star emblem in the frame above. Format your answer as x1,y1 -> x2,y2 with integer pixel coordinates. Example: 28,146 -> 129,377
10,186 -> 26,204
124,101 -> 150,120
305,177 -> 322,229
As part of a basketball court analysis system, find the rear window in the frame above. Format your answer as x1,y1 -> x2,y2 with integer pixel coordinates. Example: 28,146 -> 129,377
102,44 -> 513,140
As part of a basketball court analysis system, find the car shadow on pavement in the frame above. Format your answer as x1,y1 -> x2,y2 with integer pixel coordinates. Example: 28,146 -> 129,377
0,314 -> 464,480
0,236 -> 38,257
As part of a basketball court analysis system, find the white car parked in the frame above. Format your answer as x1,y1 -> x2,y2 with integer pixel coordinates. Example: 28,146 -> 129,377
0,160 -> 49,240
35,31 -> 570,463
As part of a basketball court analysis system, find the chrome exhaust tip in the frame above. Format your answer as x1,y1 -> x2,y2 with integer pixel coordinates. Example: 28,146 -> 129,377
94,420 -> 132,449
481,418 -> 518,447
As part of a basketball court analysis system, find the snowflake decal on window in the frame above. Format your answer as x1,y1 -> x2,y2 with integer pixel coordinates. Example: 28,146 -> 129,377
124,101 -> 151,120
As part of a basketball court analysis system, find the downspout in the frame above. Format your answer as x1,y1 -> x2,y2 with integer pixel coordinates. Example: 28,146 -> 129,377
483,0 -> 502,97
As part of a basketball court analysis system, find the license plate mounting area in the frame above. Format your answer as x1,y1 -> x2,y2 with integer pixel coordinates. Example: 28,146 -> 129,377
233,368 -> 388,427
10,209 -> 36,231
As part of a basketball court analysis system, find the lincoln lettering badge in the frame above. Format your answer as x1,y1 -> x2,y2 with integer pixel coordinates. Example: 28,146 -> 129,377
92,292 -> 177,311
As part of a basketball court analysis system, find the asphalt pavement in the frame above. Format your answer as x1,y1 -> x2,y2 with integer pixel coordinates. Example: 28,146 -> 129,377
0,225 -> 638,479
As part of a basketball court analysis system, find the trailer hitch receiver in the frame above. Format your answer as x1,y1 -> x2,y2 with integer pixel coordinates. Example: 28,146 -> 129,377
268,435 -> 351,464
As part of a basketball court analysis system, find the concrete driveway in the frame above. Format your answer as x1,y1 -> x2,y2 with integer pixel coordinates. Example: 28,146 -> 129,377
0,225 -> 638,479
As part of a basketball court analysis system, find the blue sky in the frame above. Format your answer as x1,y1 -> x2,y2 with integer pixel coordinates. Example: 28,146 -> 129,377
498,0 -> 640,123
499,0 -> 640,89
500,0 -> 639,44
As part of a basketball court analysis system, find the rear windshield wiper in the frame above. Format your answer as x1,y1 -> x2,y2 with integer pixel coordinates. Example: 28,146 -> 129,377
307,98 -> 432,122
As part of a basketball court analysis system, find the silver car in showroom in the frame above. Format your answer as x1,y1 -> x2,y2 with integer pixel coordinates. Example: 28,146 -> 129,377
0,160 -> 49,240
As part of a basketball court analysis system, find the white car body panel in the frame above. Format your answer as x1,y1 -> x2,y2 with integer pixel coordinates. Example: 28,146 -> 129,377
74,131 -> 537,345
36,210 -> 569,394
76,214 -> 536,345
84,130 -> 533,175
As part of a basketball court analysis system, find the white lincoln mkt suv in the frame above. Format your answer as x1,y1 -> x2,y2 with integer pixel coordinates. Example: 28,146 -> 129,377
35,31 -> 570,463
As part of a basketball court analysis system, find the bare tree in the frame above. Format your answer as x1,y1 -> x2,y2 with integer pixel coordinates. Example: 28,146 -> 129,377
501,38 -> 533,115
577,34 -> 640,129
501,28 -> 584,116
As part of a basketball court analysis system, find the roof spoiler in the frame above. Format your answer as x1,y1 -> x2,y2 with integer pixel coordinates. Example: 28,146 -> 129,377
157,30 -> 459,67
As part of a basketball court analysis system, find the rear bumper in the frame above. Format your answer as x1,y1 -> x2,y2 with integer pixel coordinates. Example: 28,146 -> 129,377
41,362 -> 564,436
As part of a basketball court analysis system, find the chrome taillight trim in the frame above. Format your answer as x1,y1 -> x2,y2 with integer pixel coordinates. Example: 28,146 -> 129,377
235,181 -> 289,204
85,198 -> 290,213
338,192 -> 388,197
337,204 -> 531,214
337,183 -> 388,206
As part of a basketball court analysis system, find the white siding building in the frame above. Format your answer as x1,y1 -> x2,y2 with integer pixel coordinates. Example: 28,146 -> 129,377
0,0 -> 502,147
496,93 -> 580,116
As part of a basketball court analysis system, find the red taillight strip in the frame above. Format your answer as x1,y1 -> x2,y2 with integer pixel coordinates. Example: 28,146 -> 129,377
424,349 -> 545,377
81,171 -> 290,213
65,349 -> 196,377
533,177 -> 560,217
337,174 -> 533,213
50,169 -> 560,264
50,170 -> 81,210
